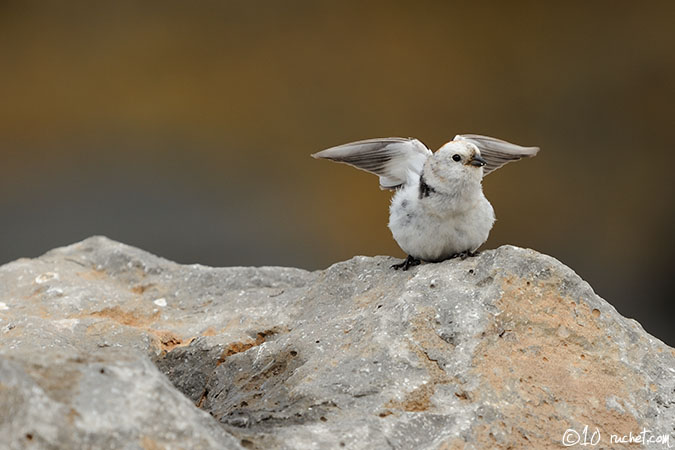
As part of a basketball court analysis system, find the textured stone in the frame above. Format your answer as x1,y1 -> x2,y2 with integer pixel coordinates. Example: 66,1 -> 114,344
0,237 -> 673,449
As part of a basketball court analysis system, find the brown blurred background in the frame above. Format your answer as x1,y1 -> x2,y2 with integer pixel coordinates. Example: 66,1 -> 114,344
1,1 -> 673,344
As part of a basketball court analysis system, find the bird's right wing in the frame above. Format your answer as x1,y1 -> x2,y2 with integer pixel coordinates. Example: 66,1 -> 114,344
455,134 -> 540,176
312,137 -> 432,189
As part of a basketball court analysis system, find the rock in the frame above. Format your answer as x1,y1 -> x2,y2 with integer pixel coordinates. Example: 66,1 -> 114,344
0,236 -> 673,450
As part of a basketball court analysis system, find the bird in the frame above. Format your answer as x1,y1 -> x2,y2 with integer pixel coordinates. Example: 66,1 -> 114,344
312,134 -> 539,270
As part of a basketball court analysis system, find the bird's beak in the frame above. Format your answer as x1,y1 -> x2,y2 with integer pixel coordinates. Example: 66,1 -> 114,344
470,154 -> 487,167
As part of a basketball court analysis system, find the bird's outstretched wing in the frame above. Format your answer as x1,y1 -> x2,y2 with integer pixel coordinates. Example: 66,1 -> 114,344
455,134 -> 539,176
312,138 -> 432,189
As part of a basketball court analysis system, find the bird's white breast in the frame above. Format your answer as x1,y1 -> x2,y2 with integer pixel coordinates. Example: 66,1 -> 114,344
388,182 -> 495,262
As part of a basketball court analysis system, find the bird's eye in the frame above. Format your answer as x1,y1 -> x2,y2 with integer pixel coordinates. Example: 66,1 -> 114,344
452,154 -> 461,162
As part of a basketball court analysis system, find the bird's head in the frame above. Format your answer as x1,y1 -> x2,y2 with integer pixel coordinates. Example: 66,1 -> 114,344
424,140 -> 486,189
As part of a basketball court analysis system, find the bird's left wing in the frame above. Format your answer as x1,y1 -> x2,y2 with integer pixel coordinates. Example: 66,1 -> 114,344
312,137 -> 432,189
455,134 -> 540,176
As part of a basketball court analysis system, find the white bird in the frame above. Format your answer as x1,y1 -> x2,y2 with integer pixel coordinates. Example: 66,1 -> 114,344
312,134 -> 539,270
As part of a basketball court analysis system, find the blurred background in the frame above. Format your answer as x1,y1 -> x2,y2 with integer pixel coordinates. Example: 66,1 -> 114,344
1,1 -> 673,345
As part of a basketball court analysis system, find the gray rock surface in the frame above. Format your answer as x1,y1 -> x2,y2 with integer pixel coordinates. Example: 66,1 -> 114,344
0,236 -> 673,449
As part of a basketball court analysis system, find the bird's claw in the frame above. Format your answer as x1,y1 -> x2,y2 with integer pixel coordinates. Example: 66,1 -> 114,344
391,255 -> 421,271
451,250 -> 480,260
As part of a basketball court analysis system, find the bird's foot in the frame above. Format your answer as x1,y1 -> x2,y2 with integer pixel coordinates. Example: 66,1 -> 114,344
391,255 -> 421,271
450,250 -> 480,260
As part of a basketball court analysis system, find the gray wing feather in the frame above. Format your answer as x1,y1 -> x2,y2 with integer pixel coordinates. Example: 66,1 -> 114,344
455,134 -> 540,176
312,137 -> 432,189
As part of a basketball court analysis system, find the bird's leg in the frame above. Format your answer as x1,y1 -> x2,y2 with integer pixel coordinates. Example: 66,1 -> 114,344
450,250 -> 480,260
391,255 -> 421,271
